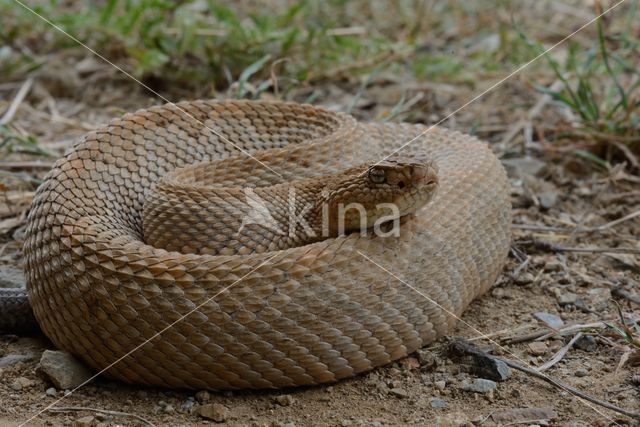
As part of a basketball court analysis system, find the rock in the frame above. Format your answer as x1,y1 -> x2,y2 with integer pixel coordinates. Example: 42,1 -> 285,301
415,349 -> 437,370
198,403 -> 228,422
71,415 -> 94,427
514,272 -> 535,285
389,387 -> 410,398
586,288 -> 611,311
545,259 -> 564,272
430,398 -> 447,409
11,376 -> 35,390
527,342 -> 548,356
195,390 -> 211,403
274,394 -> 295,406
574,335 -> 597,352
533,312 -> 564,329
163,404 -> 174,413
180,397 -> 195,413
45,387 -> 57,396
502,157 -> 547,179
40,350 -> 93,389
538,192 -> 559,209
461,378 -> 497,393
434,380 -> 446,391
575,369 -> 588,377
447,339 -> 509,381
0,354 -> 34,367
399,357 -> 420,370
557,292 -> 579,306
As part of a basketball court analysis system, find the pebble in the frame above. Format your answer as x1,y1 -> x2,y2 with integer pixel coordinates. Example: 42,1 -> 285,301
574,335 -> 597,352
11,376 -> 35,391
575,369 -> 588,377
461,378 -> 497,394
557,292 -> 579,306
389,387 -> 410,398
180,397 -> 195,413
528,342 -> 548,356
430,398 -> 447,409
533,312 -> 564,329
195,390 -> 211,403
46,387 -> 57,396
545,260 -> 564,272
40,350 -> 92,389
71,415 -> 94,427
0,354 -> 34,367
434,380 -> 446,391
538,192 -> 559,209
415,349 -> 437,369
502,157 -> 547,179
514,272 -> 535,285
198,403 -> 228,422
163,404 -> 175,413
274,394 -> 295,406
399,357 -> 420,370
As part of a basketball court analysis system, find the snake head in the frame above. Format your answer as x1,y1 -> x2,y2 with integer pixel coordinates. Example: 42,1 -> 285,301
320,154 -> 439,235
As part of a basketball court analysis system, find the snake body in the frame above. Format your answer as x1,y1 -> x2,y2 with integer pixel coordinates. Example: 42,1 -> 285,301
12,100 -> 510,389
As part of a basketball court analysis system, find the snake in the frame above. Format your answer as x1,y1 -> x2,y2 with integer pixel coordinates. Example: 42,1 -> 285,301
2,100 -> 510,390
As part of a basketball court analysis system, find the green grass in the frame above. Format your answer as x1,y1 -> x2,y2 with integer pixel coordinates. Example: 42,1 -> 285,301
522,6 -> 639,162
0,0 -> 529,95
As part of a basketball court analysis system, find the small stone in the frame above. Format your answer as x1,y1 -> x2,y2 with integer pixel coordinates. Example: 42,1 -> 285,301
415,349 -> 437,370
340,419 -> 352,427
514,272 -> 535,285
574,335 -> 597,352
575,369 -> 588,377
71,415 -> 94,427
533,312 -> 564,329
528,342 -> 548,356
11,376 -> 34,391
195,390 -> 211,403
502,157 -> 547,179
545,260 -> 563,272
389,387 -> 410,398
399,357 -> 420,370
538,192 -> 559,209
274,394 -> 295,406
0,354 -> 34,367
163,404 -> 174,413
430,398 -> 447,409
40,350 -> 92,389
434,380 -> 446,391
198,403 -> 228,422
46,387 -> 57,396
180,398 -> 195,413
557,292 -> 579,306
461,378 -> 497,393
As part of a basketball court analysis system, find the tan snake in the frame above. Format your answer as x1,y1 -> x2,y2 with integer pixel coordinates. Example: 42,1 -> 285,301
12,100 -> 510,390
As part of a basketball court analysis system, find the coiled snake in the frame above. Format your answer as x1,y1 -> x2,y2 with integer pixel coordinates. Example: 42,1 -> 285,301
5,100 -> 511,390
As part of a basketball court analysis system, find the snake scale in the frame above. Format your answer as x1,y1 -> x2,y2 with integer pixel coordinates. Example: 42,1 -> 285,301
6,100 -> 511,390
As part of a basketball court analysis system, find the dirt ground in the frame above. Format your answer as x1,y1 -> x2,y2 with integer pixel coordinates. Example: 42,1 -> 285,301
1,31 -> 639,427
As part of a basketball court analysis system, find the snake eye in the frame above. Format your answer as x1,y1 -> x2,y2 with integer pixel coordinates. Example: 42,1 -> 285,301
368,167 -> 386,184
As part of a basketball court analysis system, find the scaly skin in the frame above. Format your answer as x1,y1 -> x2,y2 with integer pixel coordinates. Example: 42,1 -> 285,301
11,100 -> 510,389
143,156 -> 439,255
